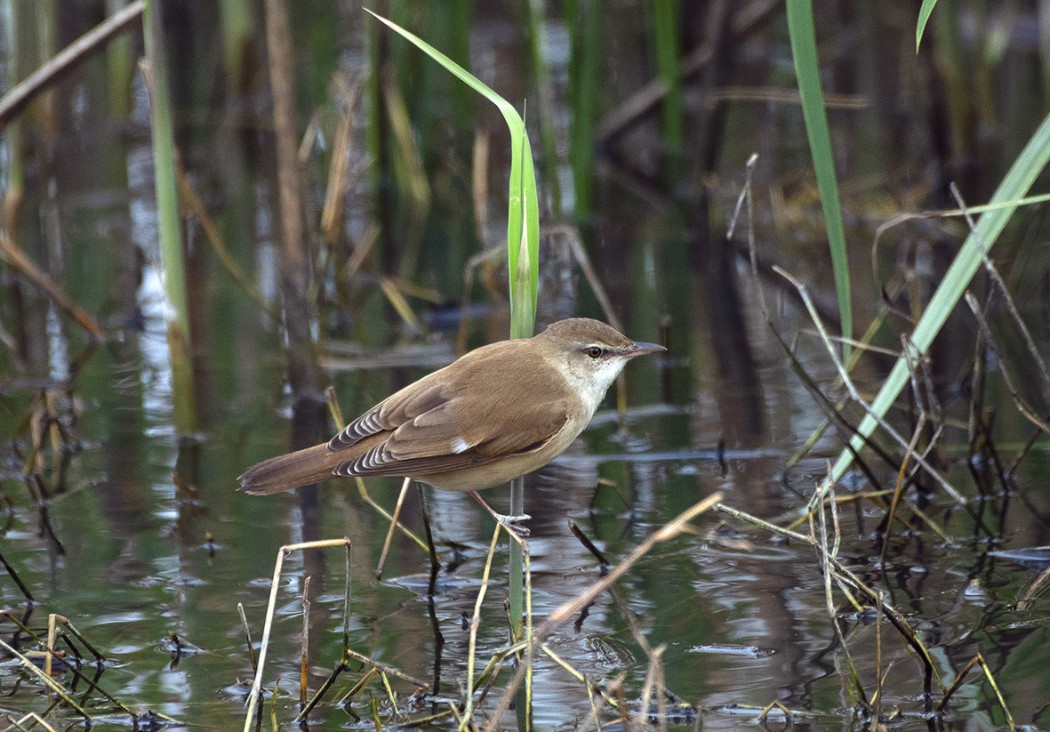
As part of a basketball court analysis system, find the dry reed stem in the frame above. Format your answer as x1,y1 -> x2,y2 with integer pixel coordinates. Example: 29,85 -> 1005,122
815,481 -> 866,707
299,576 -> 312,706
775,266 -> 966,506
937,653 -> 1016,730
341,223 -> 380,282
638,644 -> 668,731
176,170 -> 277,322
342,647 -> 428,689
472,130 -> 490,248
376,478 -> 413,577
0,1 -> 144,128
243,538 -> 352,731
461,522 -> 507,729
36,615 -> 136,716
718,502 -> 943,691
1016,564 -> 1050,610
951,183 -> 1050,401
540,644 -> 623,715
378,275 -> 421,330
480,493 -> 723,731
0,636 -> 90,720
0,553 -> 34,601
8,712 -> 58,731
263,0 -> 322,396
321,76 -> 363,246
573,672 -> 625,730
872,590 -> 885,720
757,699 -> 792,724
880,407 -> 927,566
295,660 -> 347,722
965,293 -> 1050,434
0,232 -> 104,339
236,603 -> 257,673
336,665 -> 379,704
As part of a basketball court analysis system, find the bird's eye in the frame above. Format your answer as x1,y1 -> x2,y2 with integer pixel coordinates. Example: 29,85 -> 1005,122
585,346 -> 604,359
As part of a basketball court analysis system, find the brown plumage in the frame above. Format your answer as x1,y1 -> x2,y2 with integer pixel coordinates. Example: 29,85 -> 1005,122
238,318 -> 664,496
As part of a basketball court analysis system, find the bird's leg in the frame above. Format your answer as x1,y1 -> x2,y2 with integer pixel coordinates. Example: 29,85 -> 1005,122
469,491 -> 531,535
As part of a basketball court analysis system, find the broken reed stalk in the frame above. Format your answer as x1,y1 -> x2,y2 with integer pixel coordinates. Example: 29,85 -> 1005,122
0,232 -> 104,340
236,603 -> 257,672
292,539 -> 357,719
12,612 -> 150,723
774,266 -> 966,506
937,653 -> 1016,729
462,523 -> 508,727
299,576 -> 311,706
0,1 -> 144,129
717,501 -> 943,693
0,635 -> 90,721
479,493 -> 723,731
243,538 -> 351,732
376,478 -> 414,577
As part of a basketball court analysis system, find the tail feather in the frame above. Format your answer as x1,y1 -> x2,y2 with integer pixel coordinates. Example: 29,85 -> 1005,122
239,443 -> 341,495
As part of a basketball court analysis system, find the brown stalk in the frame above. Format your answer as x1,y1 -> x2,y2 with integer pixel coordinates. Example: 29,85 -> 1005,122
236,603 -> 258,673
263,0 -> 323,397
936,653 -> 1015,729
718,502 -> 943,693
0,1 -> 144,129
243,538 -> 353,730
0,231 -> 103,340
299,576 -> 311,707
321,76 -> 364,247
481,493 -> 723,731
176,169 -> 278,322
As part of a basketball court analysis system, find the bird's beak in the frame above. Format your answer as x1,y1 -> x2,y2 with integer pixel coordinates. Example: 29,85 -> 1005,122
626,341 -> 667,358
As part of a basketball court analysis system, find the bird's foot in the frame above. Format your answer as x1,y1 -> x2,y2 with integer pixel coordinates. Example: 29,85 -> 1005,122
469,491 -> 531,536
494,512 -> 531,536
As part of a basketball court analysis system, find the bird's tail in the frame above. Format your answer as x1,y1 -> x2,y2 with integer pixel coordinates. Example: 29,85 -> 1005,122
239,443 -> 341,495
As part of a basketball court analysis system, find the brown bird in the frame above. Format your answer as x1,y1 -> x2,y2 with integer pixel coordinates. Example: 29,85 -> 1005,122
239,318 -> 665,519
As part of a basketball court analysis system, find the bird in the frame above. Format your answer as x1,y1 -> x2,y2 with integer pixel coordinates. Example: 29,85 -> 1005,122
239,318 -> 665,521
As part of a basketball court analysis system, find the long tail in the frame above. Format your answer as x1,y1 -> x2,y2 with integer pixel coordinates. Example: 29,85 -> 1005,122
239,443 -> 342,495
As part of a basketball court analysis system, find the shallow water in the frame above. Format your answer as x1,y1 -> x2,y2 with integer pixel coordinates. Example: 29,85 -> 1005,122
2,3 -> 1050,730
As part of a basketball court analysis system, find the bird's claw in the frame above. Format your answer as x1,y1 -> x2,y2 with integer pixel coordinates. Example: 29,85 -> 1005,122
495,512 -> 531,536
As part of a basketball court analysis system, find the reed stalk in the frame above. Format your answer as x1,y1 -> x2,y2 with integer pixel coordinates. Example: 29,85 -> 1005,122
786,0 -> 852,361
142,0 -> 196,433
827,110 -> 1050,486
366,10 -> 540,639
652,0 -> 684,172
565,1 -> 601,222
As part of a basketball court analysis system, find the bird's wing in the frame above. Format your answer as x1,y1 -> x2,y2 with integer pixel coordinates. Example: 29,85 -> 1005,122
327,372 -> 450,450
333,391 -> 574,478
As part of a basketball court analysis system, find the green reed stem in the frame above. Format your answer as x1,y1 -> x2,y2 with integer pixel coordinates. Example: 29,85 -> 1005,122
143,0 -> 196,433
786,0 -> 852,361
366,11 -> 541,638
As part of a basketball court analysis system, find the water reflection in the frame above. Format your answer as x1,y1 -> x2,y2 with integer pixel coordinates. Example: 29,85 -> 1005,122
3,3 -> 1050,730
